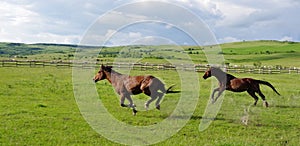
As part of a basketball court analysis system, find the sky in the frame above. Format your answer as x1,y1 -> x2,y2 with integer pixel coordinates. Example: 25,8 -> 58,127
0,0 -> 299,46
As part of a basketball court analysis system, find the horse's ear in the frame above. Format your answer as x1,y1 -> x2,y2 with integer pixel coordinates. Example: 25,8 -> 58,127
206,65 -> 211,70
103,66 -> 112,72
108,66 -> 113,69
101,64 -> 105,69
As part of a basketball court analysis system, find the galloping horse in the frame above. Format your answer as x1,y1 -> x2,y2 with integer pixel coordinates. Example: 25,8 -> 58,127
93,65 -> 175,115
203,67 -> 280,107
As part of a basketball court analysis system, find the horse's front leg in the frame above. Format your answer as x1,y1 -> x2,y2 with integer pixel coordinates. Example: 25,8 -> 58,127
120,92 -> 135,107
125,95 -> 136,108
214,88 -> 225,102
120,93 -> 127,107
211,88 -> 219,103
211,87 -> 225,103
120,93 -> 137,115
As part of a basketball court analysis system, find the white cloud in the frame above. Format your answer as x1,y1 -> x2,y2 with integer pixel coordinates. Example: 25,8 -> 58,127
280,36 -> 293,42
0,1 -> 78,43
105,31 -> 145,46
219,37 -> 241,43
0,2 -> 38,27
212,0 -> 300,43
165,24 -> 173,29
215,1 -> 256,27
0,0 -> 300,45
129,32 -> 142,38
177,0 -> 220,15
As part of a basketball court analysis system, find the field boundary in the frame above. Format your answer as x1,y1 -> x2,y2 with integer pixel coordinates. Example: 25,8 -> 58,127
1,60 -> 299,74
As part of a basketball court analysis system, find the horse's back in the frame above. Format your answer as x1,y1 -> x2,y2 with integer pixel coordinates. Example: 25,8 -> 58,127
122,75 -> 145,95
140,75 -> 165,92
147,76 -> 165,92
227,78 -> 253,92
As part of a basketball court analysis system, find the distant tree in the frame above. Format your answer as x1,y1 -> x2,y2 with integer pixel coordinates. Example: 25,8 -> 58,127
253,61 -> 262,68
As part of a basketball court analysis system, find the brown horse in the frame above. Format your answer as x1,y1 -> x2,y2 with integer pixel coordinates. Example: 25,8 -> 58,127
203,67 -> 280,107
93,65 -> 175,115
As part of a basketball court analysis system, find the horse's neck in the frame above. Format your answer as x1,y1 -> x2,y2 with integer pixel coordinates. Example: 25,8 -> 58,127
105,70 -> 123,84
214,71 -> 236,83
227,74 -> 236,80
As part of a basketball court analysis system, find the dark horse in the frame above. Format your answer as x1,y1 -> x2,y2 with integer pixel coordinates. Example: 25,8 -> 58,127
203,67 -> 280,107
93,65 -> 175,115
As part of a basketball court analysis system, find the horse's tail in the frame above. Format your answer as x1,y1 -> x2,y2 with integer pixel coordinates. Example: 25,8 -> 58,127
256,80 -> 280,95
165,84 -> 179,94
150,77 -> 178,94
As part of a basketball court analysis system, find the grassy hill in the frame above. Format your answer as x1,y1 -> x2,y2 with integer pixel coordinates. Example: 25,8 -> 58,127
1,40 -> 300,67
220,40 -> 300,67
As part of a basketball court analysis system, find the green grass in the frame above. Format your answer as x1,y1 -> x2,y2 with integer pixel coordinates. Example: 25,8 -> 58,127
2,40 -> 300,67
1,40 -> 300,145
1,67 -> 299,145
219,40 -> 300,66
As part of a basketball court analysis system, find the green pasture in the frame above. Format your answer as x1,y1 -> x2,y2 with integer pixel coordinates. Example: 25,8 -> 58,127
1,40 -> 300,145
1,40 -> 300,67
220,40 -> 300,67
1,67 -> 299,145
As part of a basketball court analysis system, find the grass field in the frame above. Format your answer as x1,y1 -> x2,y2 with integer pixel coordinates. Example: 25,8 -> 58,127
1,40 -> 300,145
1,66 -> 299,145
1,40 -> 300,67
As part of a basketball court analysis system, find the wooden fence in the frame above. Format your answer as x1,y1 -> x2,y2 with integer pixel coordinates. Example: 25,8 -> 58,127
1,60 -> 299,74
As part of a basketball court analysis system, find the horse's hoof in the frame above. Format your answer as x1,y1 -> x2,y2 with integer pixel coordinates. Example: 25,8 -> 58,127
211,100 -> 215,104
156,105 -> 160,110
264,101 -> 269,107
144,104 -> 149,111
133,109 -> 138,116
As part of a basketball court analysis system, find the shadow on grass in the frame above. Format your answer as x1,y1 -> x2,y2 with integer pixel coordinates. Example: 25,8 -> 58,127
273,105 -> 300,108
154,115 -> 226,121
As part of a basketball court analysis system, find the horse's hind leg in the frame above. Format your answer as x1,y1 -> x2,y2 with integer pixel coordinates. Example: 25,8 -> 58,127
247,90 -> 259,106
257,89 -> 268,107
143,88 -> 154,111
145,94 -> 157,111
155,92 -> 164,110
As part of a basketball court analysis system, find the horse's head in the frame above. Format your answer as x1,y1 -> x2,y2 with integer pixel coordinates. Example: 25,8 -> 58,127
93,65 -> 112,83
203,67 -> 225,79
203,67 -> 212,79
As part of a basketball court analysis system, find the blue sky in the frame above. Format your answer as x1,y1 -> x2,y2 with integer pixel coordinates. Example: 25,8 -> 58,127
0,0 -> 299,46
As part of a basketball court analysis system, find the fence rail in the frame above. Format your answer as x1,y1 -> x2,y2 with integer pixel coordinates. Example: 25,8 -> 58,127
1,60 -> 299,74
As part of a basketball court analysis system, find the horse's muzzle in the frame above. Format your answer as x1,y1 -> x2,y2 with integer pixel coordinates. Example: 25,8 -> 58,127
93,78 -> 98,83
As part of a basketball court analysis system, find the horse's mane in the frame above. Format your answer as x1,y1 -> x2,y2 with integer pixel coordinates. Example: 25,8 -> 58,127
210,67 -> 225,74
110,69 -> 122,75
211,67 -> 236,79
102,66 -> 123,76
